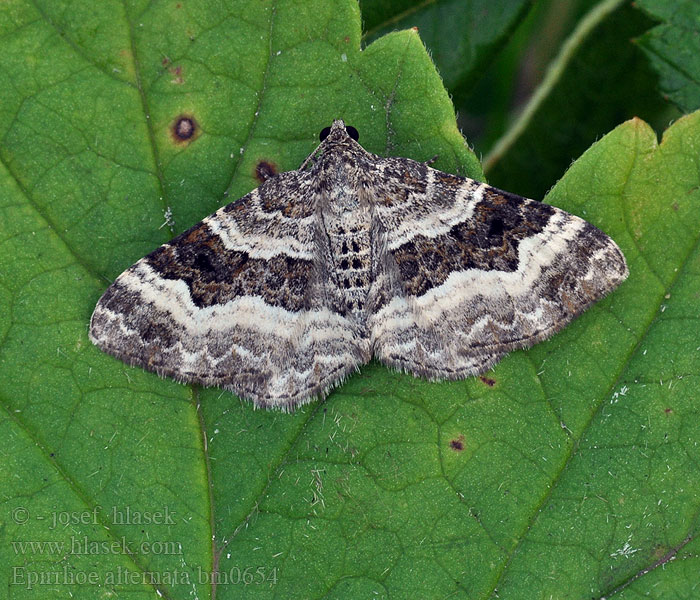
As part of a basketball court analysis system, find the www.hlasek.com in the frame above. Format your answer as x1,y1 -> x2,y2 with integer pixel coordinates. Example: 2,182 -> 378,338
12,535 -> 182,557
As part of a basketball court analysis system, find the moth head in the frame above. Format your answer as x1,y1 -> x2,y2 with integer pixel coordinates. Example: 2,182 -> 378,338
303,120 -> 365,172
319,120 -> 359,143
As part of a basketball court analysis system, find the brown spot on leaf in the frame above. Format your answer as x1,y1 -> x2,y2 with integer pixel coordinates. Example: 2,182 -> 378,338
449,435 -> 465,451
665,407 -> 673,414
255,160 -> 278,182
171,115 -> 198,144
169,64 -> 184,84
480,376 -> 496,387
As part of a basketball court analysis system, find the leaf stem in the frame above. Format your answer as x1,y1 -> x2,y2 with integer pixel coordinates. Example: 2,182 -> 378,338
483,0 -> 627,174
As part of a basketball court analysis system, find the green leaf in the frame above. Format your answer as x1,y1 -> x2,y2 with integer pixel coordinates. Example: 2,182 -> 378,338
483,0 -> 676,201
636,0 -> 700,113
0,1 -> 473,598
2,2 -> 700,599
360,0 -> 533,93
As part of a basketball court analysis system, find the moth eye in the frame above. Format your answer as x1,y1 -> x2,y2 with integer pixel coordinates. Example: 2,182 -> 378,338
319,126 -> 331,141
346,125 -> 359,141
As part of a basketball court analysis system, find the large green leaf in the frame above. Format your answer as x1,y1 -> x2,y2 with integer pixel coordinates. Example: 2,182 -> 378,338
2,1 -> 699,599
0,1 -> 474,599
636,0 -> 700,113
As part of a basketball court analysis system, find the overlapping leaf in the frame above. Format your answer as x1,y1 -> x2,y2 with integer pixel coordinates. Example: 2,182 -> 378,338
360,0 -> 533,92
637,0 -> 700,113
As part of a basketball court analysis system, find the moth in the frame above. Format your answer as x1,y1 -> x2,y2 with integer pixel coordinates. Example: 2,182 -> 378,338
90,120 -> 628,410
